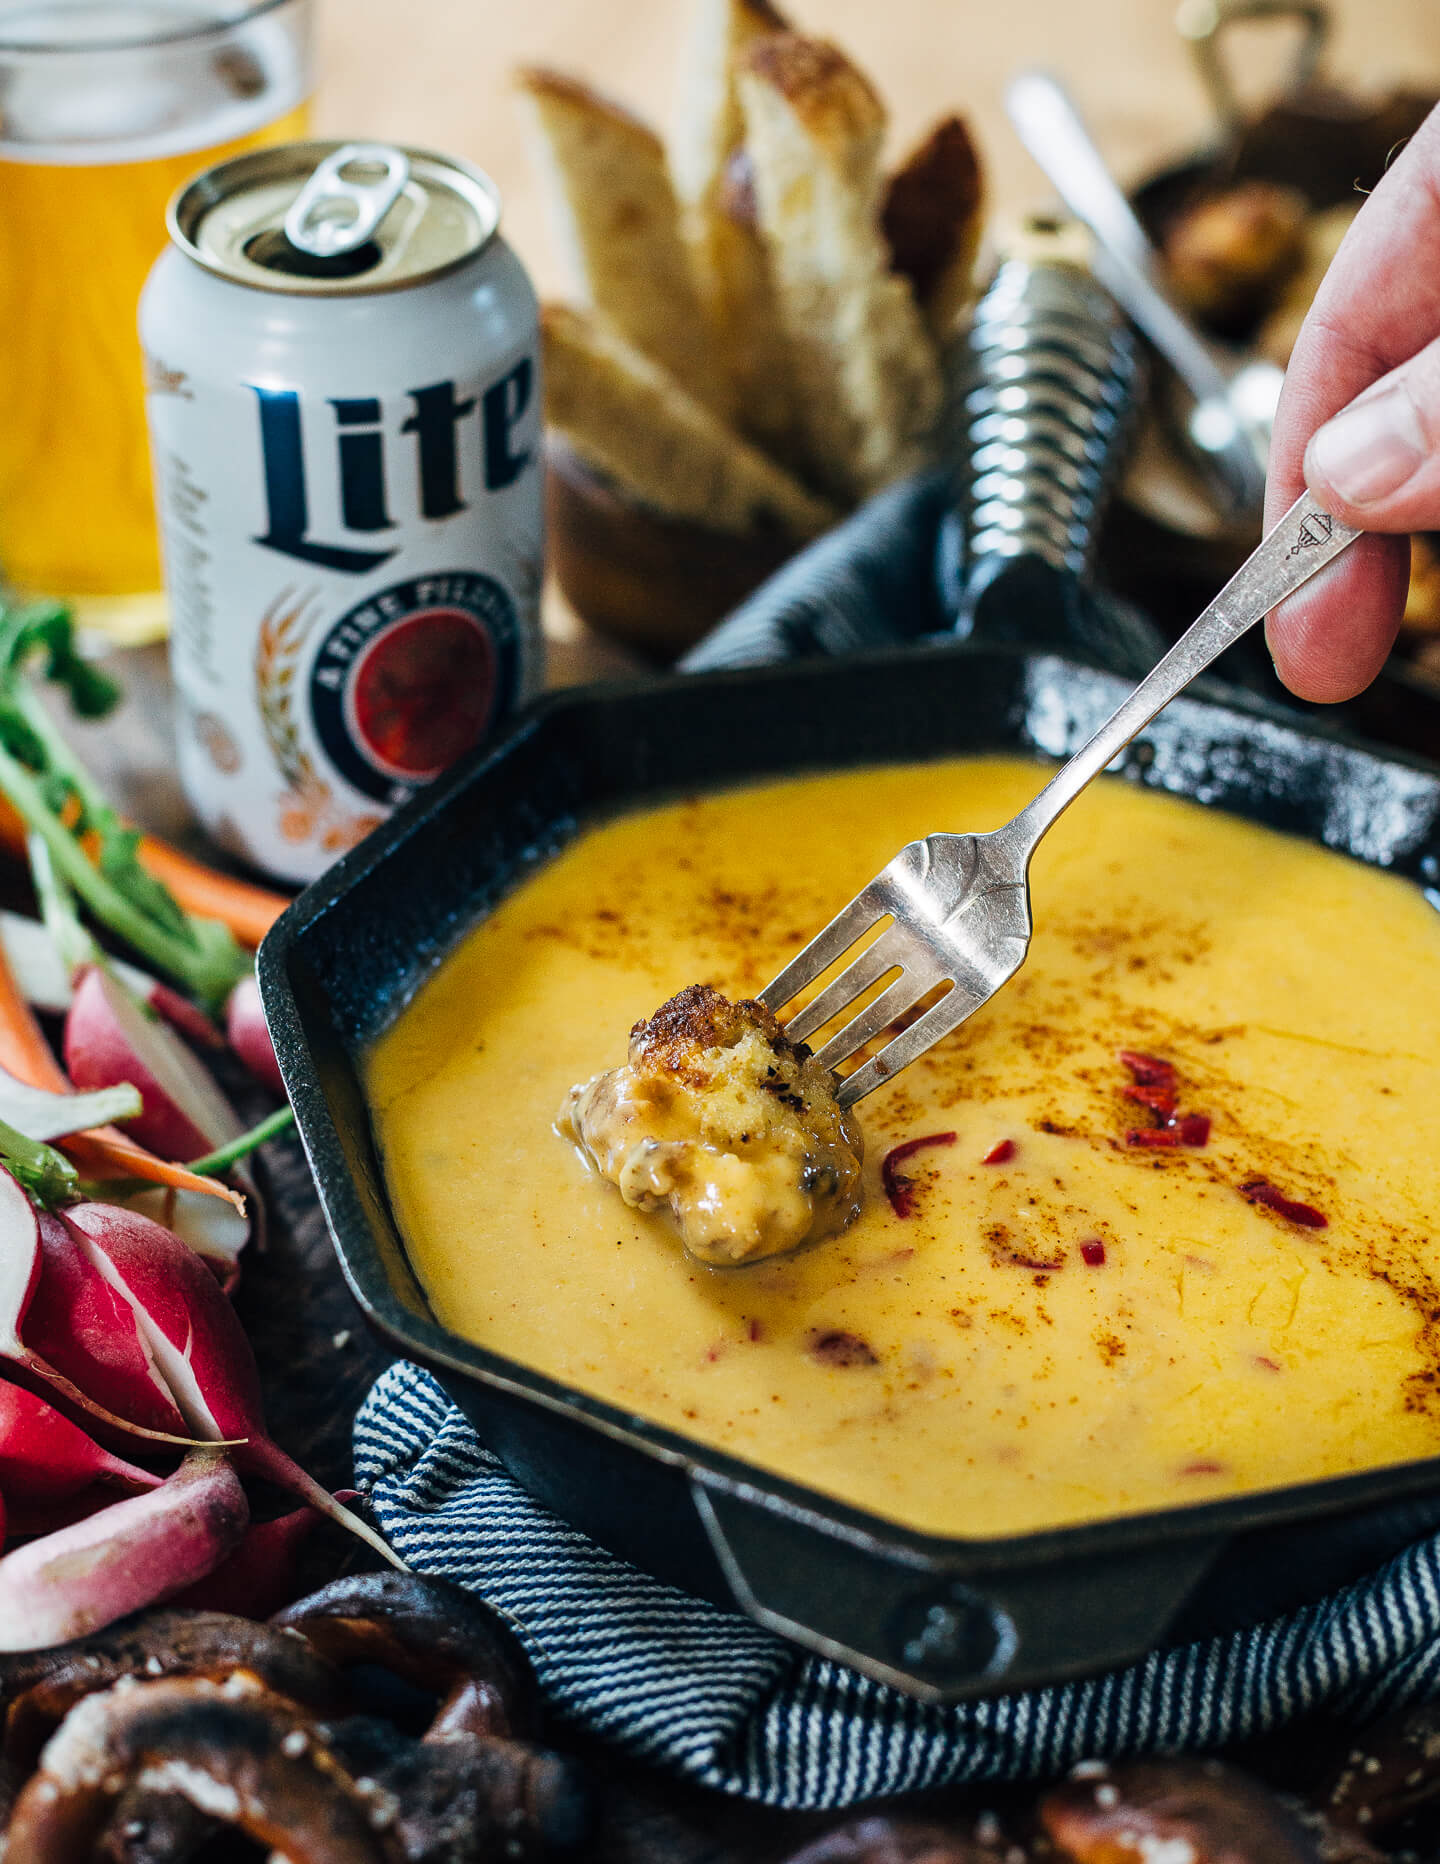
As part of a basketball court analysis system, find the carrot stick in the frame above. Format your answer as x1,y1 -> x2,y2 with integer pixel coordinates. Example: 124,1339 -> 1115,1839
0,930 -> 70,1093
0,927 -> 242,1211
132,836 -> 290,950
0,798 -> 289,952
61,1131 -> 245,1211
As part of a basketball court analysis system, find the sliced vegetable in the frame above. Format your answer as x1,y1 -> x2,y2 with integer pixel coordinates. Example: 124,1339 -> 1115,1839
22,1209 -> 199,1441
0,921 -> 242,1209
0,1071 -> 140,1144
0,598 -> 249,1009
188,1105 -> 295,1177
64,1128 -> 246,1210
0,1378 -> 159,1502
226,972 -> 285,1096
0,1165 -> 181,1445
64,965 -> 242,1163
131,833 -> 290,951
63,1202 -> 402,1566
0,796 -> 291,952
0,1450 -> 247,1651
0,1114 -> 80,1206
121,1181 -> 252,1273
168,1506 -> 318,1618
0,910 -> 71,1093
0,909 -> 222,1044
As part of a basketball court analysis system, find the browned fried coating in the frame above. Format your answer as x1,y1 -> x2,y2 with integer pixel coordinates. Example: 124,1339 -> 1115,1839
562,984 -> 864,1265
628,981 -> 787,1080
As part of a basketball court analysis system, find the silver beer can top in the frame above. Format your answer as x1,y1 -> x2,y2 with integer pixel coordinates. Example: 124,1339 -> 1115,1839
167,139 -> 502,297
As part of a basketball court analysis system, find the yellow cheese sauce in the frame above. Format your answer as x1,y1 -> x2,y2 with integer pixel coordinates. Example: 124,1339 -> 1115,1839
368,759 -> 1440,1538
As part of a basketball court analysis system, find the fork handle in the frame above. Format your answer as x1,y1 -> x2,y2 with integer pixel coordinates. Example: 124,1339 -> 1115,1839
1002,489 -> 1361,855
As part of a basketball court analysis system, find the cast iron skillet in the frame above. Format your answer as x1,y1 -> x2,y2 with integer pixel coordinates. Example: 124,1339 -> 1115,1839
258,644 -> 1440,1702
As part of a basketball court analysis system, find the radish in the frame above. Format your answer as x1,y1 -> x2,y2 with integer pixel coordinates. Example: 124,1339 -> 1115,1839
64,966 -> 243,1163
23,1211 -> 194,1438
0,1378 -> 160,1502
62,1202 -> 402,1568
169,1506 -> 317,1618
120,1181 -> 251,1275
0,1166 -> 194,1446
0,1450 -> 247,1651
145,981 -> 226,1051
225,972 -> 285,1098
0,910 -> 222,1047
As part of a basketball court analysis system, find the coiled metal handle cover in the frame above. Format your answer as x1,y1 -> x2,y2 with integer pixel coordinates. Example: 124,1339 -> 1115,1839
941,234 -> 1156,670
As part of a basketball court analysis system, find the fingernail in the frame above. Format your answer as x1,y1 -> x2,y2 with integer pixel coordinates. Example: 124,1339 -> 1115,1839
1306,383 -> 1426,506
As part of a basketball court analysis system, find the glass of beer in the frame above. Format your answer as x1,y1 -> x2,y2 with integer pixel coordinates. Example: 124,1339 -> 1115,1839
0,2 -> 312,642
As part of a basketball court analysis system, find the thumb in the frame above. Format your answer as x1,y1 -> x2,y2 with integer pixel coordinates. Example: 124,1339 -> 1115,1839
1303,335 -> 1440,532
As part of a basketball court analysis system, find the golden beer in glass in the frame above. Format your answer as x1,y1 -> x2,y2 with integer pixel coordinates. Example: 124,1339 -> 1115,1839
0,2 -> 312,640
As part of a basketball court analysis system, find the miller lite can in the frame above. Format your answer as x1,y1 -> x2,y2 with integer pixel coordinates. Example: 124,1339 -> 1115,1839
141,141 -> 543,885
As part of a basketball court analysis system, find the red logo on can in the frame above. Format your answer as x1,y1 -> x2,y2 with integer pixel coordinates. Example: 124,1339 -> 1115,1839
345,608 -> 497,781
311,570 -> 519,803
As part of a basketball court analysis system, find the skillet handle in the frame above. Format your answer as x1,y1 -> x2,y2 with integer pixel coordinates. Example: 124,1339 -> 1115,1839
939,227 -> 1164,678
691,1478 -> 1223,1702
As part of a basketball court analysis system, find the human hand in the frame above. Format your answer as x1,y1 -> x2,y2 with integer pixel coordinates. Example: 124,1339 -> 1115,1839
1264,105 -> 1440,702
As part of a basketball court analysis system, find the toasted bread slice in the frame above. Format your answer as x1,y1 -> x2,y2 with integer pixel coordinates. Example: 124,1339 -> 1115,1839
672,0 -> 788,208
671,0 -> 796,454
737,34 -> 942,500
519,67 -> 730,415
541,302 -> 836,539
882,114 -> 985,342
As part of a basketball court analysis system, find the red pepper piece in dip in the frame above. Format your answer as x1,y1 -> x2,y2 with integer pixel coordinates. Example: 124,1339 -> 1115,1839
1240,1178 -> 1328,1229
881,1132 -> 956,1217
1119,1050 -> 1176,1088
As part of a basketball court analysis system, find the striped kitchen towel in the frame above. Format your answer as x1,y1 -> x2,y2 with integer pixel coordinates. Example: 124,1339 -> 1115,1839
356,1361 -> 1440,1810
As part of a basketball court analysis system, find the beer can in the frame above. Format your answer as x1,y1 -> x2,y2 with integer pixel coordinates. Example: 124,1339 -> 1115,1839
140,140 -> 543,886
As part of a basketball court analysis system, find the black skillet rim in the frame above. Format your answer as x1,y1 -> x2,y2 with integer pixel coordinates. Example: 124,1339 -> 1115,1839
258,642 -> 1440,1662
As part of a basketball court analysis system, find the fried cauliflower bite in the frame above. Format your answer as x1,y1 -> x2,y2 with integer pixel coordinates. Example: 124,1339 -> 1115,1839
558,983 -> 864,1265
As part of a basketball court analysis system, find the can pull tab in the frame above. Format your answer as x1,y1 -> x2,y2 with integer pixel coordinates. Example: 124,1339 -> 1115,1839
284,143 -> 411,259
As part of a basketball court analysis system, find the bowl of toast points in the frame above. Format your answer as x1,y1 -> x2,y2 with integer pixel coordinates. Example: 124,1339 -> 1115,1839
519,0 -> 984,661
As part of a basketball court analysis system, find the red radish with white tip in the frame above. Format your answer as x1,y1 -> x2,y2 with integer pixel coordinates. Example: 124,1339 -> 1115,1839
146,982 -> 225,1051
22,1212 -> 195,1439
0,1378 -> 160,1503
0,1450 -> 248,1650
0,1167 -> 194,1447
120,1183 -> 251,1277
64,966 -> 243,1163
226,973 -> 285,1098
170,1505 -> 317,1618
62,1202 -> 403,1568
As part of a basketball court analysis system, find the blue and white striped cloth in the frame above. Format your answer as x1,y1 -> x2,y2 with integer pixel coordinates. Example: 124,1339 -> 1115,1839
356,1361 -> 1440,1810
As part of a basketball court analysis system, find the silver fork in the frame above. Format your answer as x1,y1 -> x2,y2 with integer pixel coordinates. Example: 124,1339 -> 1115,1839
759,490 -> 1361,1106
